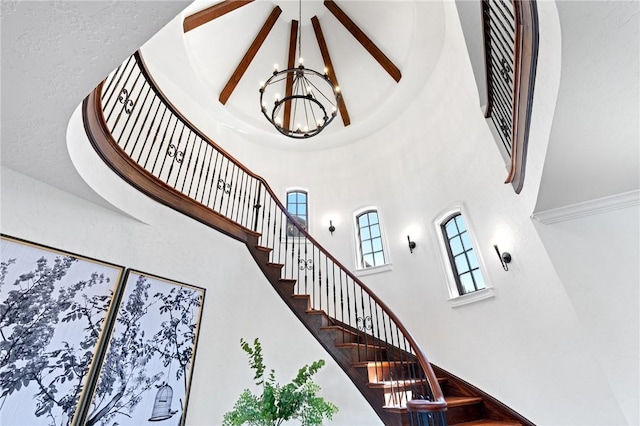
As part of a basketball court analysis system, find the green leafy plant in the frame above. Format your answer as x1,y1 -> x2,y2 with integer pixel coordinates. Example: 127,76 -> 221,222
223,338 -> 338,426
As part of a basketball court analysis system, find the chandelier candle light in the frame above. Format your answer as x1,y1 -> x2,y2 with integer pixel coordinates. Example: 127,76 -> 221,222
259,0 -> 340,138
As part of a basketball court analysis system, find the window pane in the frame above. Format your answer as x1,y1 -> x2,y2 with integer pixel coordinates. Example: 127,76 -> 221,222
373,252 -> 385,266
372,238 -> 382,252
359,214 -> 369,227
460,273 -> 475,294
454,254 -> 470,274
472,270 -> 486,290
370,225 -> 381,238
287,193 -> 296,203
449,236 -> 463,255
362,240 -> 373,255
360,227 -> 371,240
368,212 -> 379,225
363,254 -> 374,268
467,250 -> 479,269
297,193 -> 306,203
460,232 -> 472,250
444,220 -> 458,237
455,215 -> 467,233
298,205 -> 306,215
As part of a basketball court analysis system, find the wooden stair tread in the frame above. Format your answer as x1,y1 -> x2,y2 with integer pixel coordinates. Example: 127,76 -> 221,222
446,396 -> 484,407
351,360 -> 417,367
452,421 -> 522,426
368,378 -> 427,389
367,377 -> 447,385
320,325 -> 355,331
383,395 -> 483,411
335,342 -> 385,349
255,245 -> 272,253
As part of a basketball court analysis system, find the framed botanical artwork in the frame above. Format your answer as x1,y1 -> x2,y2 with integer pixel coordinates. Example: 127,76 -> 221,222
82,269 -> 205,426
0,234 -> 125,426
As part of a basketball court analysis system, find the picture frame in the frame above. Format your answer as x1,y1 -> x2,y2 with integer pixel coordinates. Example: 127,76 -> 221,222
0,234 -> 125,426
82,269 -> 205,426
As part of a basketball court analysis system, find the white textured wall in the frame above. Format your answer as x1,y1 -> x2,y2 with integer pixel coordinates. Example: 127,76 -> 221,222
533,207 -> 640,425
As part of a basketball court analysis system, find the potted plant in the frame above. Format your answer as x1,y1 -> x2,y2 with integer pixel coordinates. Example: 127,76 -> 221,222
223,338 -> 338,426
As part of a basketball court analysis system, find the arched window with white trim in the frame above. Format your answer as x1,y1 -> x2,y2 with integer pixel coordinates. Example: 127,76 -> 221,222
441,213 -> 486,295
355,209 -> 386,269
286,189 -> 308,237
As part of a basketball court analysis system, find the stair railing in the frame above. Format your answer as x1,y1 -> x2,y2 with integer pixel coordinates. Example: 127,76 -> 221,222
84,51 -> 447,421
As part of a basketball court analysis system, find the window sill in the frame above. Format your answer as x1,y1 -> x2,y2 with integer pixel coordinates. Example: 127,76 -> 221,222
448,287 -> 495,307
354,263 -> 393,277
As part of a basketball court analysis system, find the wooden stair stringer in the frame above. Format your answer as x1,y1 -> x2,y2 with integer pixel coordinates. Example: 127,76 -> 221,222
432,365 -> 534,426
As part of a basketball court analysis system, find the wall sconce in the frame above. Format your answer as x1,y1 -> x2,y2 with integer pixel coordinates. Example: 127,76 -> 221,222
493,245 -> 512,271
407,235 -> 416,253
328,220 -> 335,235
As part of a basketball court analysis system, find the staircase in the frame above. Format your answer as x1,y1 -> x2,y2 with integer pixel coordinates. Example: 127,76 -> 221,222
245,236 -> 531,426
83,50 -> 534,426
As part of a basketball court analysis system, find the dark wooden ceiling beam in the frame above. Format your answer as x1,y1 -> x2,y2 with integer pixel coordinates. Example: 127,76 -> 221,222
219,6 -> 282,105
311,16 -> 350,127
324,0 -> 402,82
184,0 -> 255,33
283,20 -> 299,131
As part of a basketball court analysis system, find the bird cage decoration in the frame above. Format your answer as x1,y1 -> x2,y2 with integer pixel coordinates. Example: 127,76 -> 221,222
148,383 -> 178,422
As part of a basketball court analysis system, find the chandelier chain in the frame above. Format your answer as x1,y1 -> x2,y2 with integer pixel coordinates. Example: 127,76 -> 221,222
298,0 -> 302,62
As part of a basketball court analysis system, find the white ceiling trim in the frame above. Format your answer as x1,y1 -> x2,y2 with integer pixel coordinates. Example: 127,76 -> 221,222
532,190 -> 640,225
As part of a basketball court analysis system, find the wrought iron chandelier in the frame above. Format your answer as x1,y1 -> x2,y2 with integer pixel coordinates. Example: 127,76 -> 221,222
259,0 -> 340,139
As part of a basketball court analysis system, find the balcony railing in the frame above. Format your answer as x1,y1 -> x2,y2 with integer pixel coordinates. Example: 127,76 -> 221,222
482,0 -> 539,193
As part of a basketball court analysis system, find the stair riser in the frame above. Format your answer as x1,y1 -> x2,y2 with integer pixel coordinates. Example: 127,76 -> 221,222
367,363 -> 420,383
302,313 -> 331,329
446,403 -> 484,425
383,389 -> 413,408
319,328 -> 361,346
289,296 -> 311,312
335,346 -> 387,364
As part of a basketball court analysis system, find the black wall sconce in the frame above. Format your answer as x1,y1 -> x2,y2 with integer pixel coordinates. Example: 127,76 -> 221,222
328,220 -> 335,235
493,245 -> 512,271
407,236 -> 416,253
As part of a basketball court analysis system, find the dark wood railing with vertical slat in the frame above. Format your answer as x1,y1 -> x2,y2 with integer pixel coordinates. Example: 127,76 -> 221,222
482,0 -> 538,193
83,51 -> 447,425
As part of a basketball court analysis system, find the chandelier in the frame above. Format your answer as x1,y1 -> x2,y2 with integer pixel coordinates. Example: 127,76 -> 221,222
259,0 -> 341,139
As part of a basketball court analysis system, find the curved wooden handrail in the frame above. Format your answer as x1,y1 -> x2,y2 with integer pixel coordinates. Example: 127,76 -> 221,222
83,84 -> 256,244
84,51 -> 447,414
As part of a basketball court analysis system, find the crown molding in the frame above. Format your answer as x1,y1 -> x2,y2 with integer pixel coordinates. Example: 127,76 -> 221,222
531,190 -> 640,224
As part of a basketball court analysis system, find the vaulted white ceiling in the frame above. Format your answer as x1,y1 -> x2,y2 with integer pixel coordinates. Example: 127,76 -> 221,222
158,0 -> 446,149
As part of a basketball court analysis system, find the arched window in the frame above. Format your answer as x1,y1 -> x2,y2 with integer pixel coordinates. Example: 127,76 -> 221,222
286,190 -> 308,236
441,213 -> 486,295
356,210 -> 386,268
